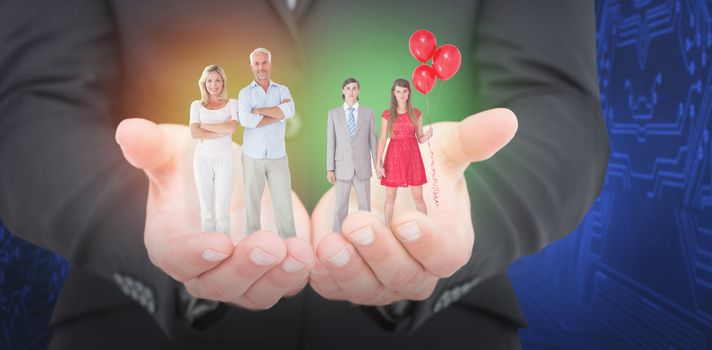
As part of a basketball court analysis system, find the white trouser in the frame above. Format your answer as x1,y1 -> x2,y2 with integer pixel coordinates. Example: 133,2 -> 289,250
193,154 -> 234,237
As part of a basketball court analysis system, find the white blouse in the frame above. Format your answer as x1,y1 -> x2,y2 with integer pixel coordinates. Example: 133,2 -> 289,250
189,99 -> 238,158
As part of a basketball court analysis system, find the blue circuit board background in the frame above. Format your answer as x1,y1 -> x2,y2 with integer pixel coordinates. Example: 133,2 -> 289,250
2,0 -> 712,349
509,0 -> 712,349
0,225 -> 67,349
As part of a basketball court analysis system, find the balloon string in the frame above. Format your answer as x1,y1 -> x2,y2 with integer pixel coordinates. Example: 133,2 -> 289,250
425,85 -> 440,207
435,79 -> 446,106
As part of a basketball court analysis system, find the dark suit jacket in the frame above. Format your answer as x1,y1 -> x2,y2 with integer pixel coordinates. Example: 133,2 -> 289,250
0,0 -> 609,348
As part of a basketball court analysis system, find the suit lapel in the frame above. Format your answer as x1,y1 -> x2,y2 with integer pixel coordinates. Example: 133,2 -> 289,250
353,108 -> 367,139
267,0 -> 309,60
293,0 -> 313,22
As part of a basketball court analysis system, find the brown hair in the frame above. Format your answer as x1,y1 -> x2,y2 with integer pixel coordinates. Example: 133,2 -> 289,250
342,77 -> 360,100
388,78 -> 417,135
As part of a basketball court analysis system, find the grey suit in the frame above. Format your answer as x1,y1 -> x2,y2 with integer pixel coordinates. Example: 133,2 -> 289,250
326,105 -> 378,232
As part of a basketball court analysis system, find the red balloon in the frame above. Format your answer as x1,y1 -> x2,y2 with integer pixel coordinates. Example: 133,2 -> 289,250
412,64 -> 437,95
432,44 -> 462,80
409,29 -> 437,62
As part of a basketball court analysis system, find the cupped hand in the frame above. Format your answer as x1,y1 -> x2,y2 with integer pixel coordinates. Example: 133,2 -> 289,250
309,108 -> 518,305
115,119 -> 314,310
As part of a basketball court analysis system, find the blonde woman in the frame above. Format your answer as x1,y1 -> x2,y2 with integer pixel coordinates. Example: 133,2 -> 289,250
189,64 -> 238,237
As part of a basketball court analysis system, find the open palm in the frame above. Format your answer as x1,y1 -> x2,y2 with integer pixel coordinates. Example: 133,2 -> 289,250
115,119 -> 314,310
309,108 -> 518,305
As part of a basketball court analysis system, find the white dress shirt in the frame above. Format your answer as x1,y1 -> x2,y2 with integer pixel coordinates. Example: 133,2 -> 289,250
286,0 -> 298,11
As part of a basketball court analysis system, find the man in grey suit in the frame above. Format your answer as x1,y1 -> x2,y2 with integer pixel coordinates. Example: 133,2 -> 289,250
326,78 -> 378,232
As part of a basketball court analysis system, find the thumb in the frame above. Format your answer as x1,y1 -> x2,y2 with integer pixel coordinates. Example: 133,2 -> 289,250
433,108 -> 518,174
115,118 -> 175,183
154,232 -> 235,283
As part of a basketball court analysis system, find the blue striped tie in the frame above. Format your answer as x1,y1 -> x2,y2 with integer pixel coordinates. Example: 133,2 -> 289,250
347,107 -> 356,139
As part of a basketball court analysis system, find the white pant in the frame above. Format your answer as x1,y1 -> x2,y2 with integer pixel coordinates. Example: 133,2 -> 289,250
194,154 -> 234,236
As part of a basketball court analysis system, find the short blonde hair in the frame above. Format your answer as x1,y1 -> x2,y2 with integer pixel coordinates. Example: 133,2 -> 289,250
249,48 -> 272,64
198,64 -> 228,106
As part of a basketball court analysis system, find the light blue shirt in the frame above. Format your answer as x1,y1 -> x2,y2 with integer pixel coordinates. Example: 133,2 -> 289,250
237,80 -> 295,159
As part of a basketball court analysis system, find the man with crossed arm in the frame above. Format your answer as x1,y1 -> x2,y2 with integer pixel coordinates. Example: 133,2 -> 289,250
238,47 -> 297,238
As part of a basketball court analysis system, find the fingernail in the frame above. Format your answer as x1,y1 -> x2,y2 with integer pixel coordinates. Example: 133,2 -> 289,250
282,256 -> 305,272
202,248 -> 229,262
250,247 -> 279,265
347,226 -> 374,245
395,222 -> 421,242
326,247 -> 350,267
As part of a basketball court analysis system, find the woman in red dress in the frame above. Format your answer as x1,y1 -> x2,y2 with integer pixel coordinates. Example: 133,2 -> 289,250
376,78 -> 433,225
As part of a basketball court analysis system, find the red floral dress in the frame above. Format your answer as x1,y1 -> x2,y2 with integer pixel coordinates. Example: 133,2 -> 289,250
380,109 -> 427,187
